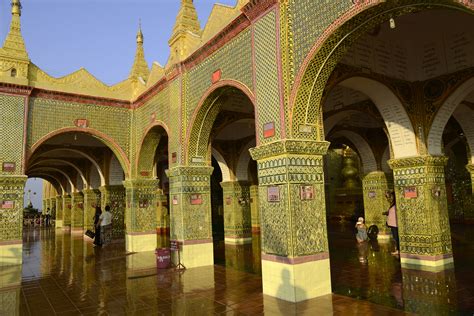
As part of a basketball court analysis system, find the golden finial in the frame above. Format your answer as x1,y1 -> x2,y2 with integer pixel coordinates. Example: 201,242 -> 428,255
12,0 -> 22,16
137,19 -> 144,45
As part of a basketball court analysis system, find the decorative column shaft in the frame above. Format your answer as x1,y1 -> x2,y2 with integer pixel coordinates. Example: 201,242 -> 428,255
0,176 -> 26,266
388,156 -> 453,271
99,185 -> 126,240
123,179 -> 160,252
362,171 -> 393,238
156,190 -> 169,234
166,166 -> 214,268
55,195 -> 63,228
62,194 -> 72,228
466,164 -> 474,221
249,140 -> 331,302
82,189 -> 101,232
71,192 -> 84,232
250,184 -> 260,232
220,181 -> 252,244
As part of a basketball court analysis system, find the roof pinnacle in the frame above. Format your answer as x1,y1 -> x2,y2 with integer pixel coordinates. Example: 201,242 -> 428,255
137,19 -> 144,45
12,0 -> 22,16
129,20 -> 149,81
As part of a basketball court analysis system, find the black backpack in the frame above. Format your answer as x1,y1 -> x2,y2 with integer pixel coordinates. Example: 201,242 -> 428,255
367,225 -> 379,240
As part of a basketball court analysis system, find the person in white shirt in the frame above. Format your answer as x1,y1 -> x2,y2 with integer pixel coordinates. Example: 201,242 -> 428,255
98,205 -> 113,246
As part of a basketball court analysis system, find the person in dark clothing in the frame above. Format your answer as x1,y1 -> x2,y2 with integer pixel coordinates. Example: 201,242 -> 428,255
93,206 -> 102,247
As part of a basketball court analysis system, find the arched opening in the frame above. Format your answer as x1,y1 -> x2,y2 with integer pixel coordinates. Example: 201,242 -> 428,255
293,3 -> 474,312
186,84 -> 260,273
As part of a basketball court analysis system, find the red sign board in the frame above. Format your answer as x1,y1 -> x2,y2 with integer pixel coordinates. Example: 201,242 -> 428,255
263,122 -> 275,138
170,240 -> 181,252
2,162 -> 16,172
267,186 -> 280,202
1,200 -> 14,209
74,118 -> 89,128
190,194 -> 203,205
140,171 -> 150,177
300,185 -> 314,200
171,152 -> 177,163
404,187 -> 418,199
211,69 -> 222,83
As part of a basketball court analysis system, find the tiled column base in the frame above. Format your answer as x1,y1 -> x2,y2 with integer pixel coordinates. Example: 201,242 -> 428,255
0,241 -> 22,266
261,253 -> 331,302
174,240 -> 214,269
126,233 -> 156,252
400,253 -> 454,272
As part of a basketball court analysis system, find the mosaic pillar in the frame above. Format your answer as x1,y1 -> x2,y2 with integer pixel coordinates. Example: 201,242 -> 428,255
362,171 -> 393,238
62,194 -> 72,228
55,195 -> 63,228
123,179 -> 159,252
156,189 -> 169,235
99,185 -> 126,240
388,156 -> 453,271
82,189 -> 100,232
220,181 -> 252,244
249,140 -> 331,302
166,166 -> 214,268
0,176 -> 26,267
250,184 -> 260,232
70,192 -> 84,232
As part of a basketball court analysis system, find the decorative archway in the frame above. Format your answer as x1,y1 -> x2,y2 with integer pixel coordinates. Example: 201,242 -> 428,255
185,80 -> 255,164
290,1 -> 474,151
135,122 -> 169,178
29,159 -> 88,189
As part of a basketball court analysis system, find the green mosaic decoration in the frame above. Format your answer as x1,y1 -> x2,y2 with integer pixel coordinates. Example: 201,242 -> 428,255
254,10 -> 281,143
123,179 -> 159,233
99,185 -> 126,239
388,156 -> 452,256
0,176 -> 26,241
82,189 -> 100,231
166,166 -> 213,241
220,181 -> 252,241
249,185 -> 260,230
362,171 -> 393,236
71,192 -> 84,229
55,195 -> 63,224
62,194 -> 72,227
250,140 -> 330,257
0,95 -> 25,176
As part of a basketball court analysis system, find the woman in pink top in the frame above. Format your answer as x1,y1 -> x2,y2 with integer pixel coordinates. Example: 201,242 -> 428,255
383,191 -> 399,255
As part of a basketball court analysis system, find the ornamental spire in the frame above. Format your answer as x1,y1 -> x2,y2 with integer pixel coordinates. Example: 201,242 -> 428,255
1,0 -> 29,61
129,21 -> 149,81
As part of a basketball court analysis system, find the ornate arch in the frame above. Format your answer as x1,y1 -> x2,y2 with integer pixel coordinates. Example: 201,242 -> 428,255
29,167 -> 75,193
28,127 -> 130,178
29,174 -> 65,195
185,80 -> 256,165
290,1 -> 474,144
29,159 -> 88,189
330,130 -> 377,174
135,122 -> 169,178
428,77 -> 474,158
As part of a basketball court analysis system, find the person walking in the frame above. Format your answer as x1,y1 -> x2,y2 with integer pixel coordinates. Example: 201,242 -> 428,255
383,191 -> 400,255
93,206 -> 102,247
45,208 -> 51,227
98,205 -> 112,247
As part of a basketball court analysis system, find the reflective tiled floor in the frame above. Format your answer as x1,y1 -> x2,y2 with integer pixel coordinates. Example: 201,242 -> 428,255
0,228 -> 413,315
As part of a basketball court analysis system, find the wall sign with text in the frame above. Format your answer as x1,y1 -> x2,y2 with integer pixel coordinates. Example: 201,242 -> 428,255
267,186 -> 280,202
190,194 -> 203,205
404,187 -> 418,199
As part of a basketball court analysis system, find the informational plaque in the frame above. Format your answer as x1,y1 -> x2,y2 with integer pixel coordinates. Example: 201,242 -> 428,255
404,187 -> 418,199
1,200 -> 14,209
267,186 -> 280,202
74,118 -> 89,128
300,185 -> 314,200
225,197 -> 232,205
171,152 -> 177,163
2,162 -> 15,172
190,194 -> 202,205
263,122 -> 275,138
170,240 -> 180,252
368,191 -> 376,199
139,199 -> 149,208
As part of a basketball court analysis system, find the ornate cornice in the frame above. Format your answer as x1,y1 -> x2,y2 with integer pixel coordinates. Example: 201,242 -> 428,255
0,82 -> 31,96
123,179 -> 160,189
242,0 -> 277,22
249,139 -> 330,161
165,166 -> 214,178
31,88 -> 131,108
388,156 -> 448,169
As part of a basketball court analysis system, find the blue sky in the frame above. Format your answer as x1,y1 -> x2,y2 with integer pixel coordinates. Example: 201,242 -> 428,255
1,0 -> 238,208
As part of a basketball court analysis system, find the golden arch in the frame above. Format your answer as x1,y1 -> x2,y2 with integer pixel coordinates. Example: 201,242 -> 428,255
135,121 -> 170,178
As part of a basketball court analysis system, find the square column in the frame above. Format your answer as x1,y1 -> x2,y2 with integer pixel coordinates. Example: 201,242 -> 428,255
123,179 -> 160,252
249,140 -> 332,302
99,185 -> 126,239
82,189 -> 101,232
62,194 -> 72,228
389,156 -> 453,271
220,181 -> 252,244
156,190 -> 169,235
166,166 -> 214,268
70,192 -> 84,232
0,176 -> 26,267
55,195 -> 63,228
362,171 -> 393,238
250,184 -> 260,232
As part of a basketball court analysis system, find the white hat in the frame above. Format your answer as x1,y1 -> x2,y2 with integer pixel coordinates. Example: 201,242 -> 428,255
357,217 -> 364,224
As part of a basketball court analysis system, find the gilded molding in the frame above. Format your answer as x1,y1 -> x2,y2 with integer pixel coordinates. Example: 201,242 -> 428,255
249,139 -> 330,161
388,156 -> 448,169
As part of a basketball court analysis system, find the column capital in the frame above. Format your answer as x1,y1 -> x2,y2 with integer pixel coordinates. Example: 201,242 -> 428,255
71,192 -> 83,198
388,155 -> 448,169
362,170 -> 389,179
249,139 -> 330,161
123,178 -> 159,189
165,165 -> 213,177
0,175 -> 27,185
220,180 -> 250,190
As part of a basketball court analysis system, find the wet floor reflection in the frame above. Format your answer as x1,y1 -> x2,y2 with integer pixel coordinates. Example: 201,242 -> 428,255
214,233 -> 262,275
328,222 -> 474,314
